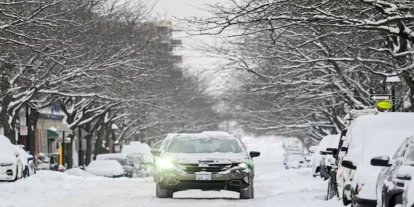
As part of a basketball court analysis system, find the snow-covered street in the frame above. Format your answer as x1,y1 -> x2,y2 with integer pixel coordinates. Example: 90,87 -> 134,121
0,138 -> 341,207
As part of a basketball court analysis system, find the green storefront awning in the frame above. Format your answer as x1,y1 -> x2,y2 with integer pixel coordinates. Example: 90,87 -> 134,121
47,129 -> 59,139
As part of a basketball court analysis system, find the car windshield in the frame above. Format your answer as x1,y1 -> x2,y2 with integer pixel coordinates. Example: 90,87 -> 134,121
167,138 -> 243,153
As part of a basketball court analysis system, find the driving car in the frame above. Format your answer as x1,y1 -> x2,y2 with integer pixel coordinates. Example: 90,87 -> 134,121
0,135 -> 24,181
152,132 -> 260,199
340,112 -> 414,207
374,136 -> 414,207
85,160 -> 126,178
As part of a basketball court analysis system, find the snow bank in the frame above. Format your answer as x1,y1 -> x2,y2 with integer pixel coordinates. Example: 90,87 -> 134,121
64,168 -> 95,177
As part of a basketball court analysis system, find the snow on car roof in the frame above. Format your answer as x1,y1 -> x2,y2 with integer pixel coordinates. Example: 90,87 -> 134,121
347,112 -> 414,165
122,142 -> 151,154
317,134 -> 340,150
0,135 -> 12,145
96,153 -> 129,160
173,132 -> 237,140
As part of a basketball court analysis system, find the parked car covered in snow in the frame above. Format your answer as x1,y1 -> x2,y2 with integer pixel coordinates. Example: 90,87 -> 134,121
310,134 -> 340,178
340,112 -> 414,207
15,145 -> 35,177
374,136 -> 414,207
86,160 -> 126,178
96,153 -> 138,178
152,132 -> 260,199
122,142 -> 154,176
0,135 -> 24,181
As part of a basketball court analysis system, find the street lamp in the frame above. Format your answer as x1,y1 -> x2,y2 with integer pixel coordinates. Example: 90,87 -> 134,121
386,74 -> 401,112
57,123 -> 71,167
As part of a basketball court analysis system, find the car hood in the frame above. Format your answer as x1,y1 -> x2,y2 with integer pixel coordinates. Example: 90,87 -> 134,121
165,152 -> 247,164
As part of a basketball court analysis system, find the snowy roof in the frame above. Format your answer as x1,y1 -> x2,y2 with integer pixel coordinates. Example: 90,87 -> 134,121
122,142 -> 151,154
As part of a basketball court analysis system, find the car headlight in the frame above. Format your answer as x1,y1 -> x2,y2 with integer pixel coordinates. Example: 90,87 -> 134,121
157,158 -> 175,170
238,163 -> 248,170
0,162 -> 13,167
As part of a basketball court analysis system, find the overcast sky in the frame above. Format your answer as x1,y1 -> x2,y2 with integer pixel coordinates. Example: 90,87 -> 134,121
152,0 -> 215,18
149,0 -> 233,95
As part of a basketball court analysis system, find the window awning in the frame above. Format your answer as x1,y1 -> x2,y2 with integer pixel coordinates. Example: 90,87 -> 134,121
47,129 -> 59,139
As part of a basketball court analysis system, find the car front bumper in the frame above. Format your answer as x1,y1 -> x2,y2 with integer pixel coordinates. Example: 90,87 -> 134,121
0,166 -> 16,181
156,168 -> 252,192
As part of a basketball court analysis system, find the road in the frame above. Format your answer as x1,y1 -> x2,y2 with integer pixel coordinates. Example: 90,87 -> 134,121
0,138 -> 342,207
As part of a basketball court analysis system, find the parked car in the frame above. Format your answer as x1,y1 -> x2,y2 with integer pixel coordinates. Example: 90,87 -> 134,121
340,112 -> 414,207
0,135 -> 24,181
122,142 -> 154,177
152,132 -> 260,199
374,136 -> 414,207
15,145 -> 35,177
85,160 -> 126,178
96,153 -> 138,178
311,134 -> 340,178
284,152 -> 305,169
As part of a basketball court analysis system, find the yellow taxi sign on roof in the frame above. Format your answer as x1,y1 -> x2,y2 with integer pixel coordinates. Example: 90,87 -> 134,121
376,100 -> 393,111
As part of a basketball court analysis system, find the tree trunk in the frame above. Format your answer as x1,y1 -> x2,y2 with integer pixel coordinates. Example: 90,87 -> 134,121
402,73 -> 414,112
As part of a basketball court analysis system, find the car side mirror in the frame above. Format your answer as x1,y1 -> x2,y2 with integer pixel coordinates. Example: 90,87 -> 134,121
151,149 -> 162,157
15,151 -> 20,157
370,156 -> 391,167
326,148 -> 338,155
249,151 -> 260,158
342,160 -> 357,170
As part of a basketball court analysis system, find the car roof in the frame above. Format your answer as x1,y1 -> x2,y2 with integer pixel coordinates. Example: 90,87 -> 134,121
347,113 -> 414,164
171,132 -> 237,140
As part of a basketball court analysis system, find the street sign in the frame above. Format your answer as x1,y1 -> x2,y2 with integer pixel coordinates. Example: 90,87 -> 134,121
20,126 -> 28,136
376,100 -> 393,111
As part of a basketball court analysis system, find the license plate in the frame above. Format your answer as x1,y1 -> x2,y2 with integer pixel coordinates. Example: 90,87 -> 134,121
195,174 -> 211,181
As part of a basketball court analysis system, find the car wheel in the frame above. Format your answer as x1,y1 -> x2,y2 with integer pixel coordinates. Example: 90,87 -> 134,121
23,166 -> 29,178
156,183 -> 173,198
240,184 -> 254,199
326,178 -> 337,200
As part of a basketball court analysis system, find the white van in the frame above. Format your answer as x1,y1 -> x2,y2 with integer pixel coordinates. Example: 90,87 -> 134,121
340,112 -> 414,206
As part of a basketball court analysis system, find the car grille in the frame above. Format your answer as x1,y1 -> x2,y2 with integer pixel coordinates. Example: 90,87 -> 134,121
177,163 -> 239,174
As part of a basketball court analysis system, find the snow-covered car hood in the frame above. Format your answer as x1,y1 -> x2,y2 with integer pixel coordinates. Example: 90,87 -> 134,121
165,152 -> 247,164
